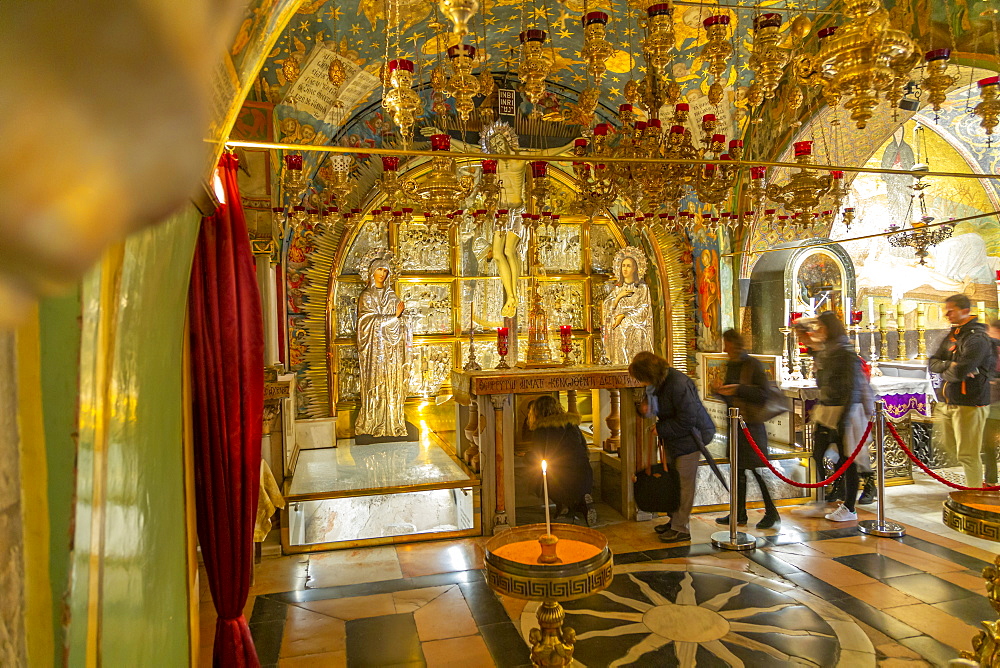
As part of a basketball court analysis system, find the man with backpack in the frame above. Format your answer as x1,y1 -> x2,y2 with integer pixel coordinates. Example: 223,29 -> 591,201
928,294 -> 997,488
629,351 -> 717,544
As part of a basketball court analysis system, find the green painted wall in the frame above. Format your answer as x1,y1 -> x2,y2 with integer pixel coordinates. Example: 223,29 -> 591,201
66,207 -> 200,666
38,291 -> 82,663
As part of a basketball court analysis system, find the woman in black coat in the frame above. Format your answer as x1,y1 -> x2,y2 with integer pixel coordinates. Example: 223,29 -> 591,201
528,395 -> 596,526
713,329 -> 780,529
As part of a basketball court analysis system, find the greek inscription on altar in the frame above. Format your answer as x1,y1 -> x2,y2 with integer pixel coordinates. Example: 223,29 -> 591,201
452,368 -> 643,403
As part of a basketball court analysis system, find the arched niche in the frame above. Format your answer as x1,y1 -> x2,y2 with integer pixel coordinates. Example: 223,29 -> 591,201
749,240 -> 856,355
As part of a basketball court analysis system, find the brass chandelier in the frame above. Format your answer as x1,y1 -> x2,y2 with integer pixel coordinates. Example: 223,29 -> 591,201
795,0 -> 920,129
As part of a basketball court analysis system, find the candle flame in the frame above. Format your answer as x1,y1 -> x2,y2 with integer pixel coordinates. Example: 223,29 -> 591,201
541,460 -> 547,474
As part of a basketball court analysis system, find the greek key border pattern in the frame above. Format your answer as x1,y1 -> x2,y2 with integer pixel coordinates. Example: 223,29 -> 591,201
485,560 -> 614,601
943,507 -> 1000,542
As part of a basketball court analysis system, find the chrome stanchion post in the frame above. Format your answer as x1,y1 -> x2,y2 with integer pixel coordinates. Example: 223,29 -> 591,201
712,407 -> 760,551
859,400 -> 906,537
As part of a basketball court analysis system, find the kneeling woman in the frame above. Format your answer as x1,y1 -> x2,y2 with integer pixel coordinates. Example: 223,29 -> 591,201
528,396 -> 596,526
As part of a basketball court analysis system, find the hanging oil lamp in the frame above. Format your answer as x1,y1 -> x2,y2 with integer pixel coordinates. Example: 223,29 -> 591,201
764,141 -> 834,216
795,0 -> 919,129
519,30 -> 552,107
407,134 -> 475,228
641,3 -> 675,75
445,44 -> 481,121
439,0 -> 479,36
581,12 -> 614,81
700,15 -> 733,105
975,76 -> 1000,139
382,59 -> 424,139
921,49 -> 956,120
282,153 -> 307,202
748,13 -> 789,102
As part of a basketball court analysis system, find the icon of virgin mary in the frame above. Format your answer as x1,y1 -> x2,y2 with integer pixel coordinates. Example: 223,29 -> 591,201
602,246 -> 655,365
355,249 -> 410,437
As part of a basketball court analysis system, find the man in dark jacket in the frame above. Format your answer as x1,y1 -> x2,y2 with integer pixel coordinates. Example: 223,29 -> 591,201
929,294 -> 996,487
629,351 -> 715,544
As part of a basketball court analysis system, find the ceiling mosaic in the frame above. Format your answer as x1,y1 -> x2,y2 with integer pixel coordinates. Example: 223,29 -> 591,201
241,0 -> 997,155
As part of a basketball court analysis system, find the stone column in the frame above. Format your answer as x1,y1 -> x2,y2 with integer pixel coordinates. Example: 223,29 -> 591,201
603,389 -> 621,453
491,394 -> 510,533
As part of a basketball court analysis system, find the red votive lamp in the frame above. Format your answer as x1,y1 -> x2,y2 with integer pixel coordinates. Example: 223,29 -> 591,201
790,311 -> 804,324
593,123 -> 611,136
560,325 -> 572,353
851,310 -> 864,325
831,170 -> 844,179
705,164 -> 717,175
430,134 -> 451,151
381,156 -> 400,171
751,166 -> 767,179
712,133 -> 726,144
530,161 -> 548,178
481,159 -> 498,174
670,124 -> 685,135
729,139 -> 743,149
619,103 -> 633,113
284,154 -> 303,171
995,269 -> 1000,282
703,114 -> 717,124
794,141 -> 813,157
497,327 -> 509,354
574,138 -> 588,147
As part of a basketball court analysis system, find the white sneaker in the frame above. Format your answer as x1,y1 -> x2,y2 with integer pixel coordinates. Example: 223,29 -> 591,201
825,504 -> 858,522
793,503 -> 832,518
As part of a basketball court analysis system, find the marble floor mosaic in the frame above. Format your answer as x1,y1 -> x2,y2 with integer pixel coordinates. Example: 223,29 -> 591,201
198,476 -> 999,667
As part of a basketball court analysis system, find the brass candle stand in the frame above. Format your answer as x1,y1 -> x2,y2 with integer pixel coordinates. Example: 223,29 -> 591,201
878,303 -> 891,363
895,302 -> 908,361
915,302 -> 928,361
868,323 -> 883,377
779,326 -> 801,381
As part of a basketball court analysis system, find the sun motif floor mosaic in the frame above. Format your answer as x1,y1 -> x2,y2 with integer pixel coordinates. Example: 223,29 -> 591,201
521,564 -> 872,666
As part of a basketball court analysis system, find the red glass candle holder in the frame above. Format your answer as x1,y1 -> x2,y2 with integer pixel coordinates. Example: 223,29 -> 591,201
381,156 -> 400,171
851,310 -> 864,325
496,327 -> 510,369
751,166 -> 767,180
284,154 -> 303,171
790,311 -> 804,324
794,141 -> 813,157
430,134 -> 451,151
481,159 -> 498,174
530,161 -> 548,178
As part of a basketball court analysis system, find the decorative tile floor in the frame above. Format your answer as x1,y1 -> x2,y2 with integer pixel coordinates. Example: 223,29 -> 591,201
198,476 -> 998,667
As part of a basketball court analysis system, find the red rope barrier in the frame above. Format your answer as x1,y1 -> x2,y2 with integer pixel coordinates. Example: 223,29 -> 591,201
741,418 -> 873,488
884,421 -> 1000,492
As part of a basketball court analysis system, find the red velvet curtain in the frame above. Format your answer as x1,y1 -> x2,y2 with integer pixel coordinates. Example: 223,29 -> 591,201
189,153 -> 263,667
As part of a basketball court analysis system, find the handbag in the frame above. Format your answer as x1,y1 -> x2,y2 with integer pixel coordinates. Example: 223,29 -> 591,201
734,360 -> 788,424
633,423 -> 680,514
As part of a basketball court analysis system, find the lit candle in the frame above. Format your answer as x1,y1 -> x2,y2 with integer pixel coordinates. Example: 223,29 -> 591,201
868,296 -> 875,324
541,459 -> 551,535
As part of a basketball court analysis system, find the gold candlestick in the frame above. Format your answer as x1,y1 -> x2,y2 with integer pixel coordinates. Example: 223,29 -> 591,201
915,302 -> 928,361
896,302 -> 908,361
878,303 -> 890,362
